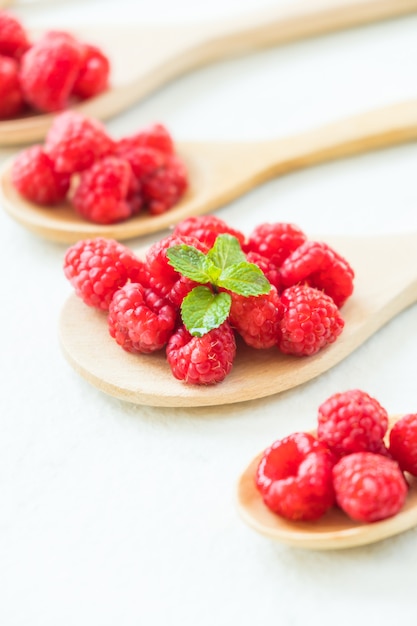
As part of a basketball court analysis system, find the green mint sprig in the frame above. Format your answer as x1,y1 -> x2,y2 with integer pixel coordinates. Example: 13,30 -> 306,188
166,234 -> 271,337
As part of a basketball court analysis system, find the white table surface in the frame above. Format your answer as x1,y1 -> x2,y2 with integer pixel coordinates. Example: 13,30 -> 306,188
1,0 -> 417,624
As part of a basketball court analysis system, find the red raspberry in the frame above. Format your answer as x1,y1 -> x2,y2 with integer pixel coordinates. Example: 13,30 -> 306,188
256,432 -> 335,521
317,389 -> 389,457
166,322 -> 236,385
173,215 -> 245,248
0,55 -> 24,118
0,12 -> 30,59
142,154 -> 188,215
11,145 -> 70,205
229,285 -> 284,349
244,222 -> 307,267
72,156 -> 132,224
20,33 -> 82,112
45,111 -> 114,174
278,284 -> 344,356
167,275 -> 200,307
63,237 -> 145,310
108,282 -> 177,354
280,240 -> 354,308
389,414 -> 417,476
333,452 -> 407,522
115,123 -> 174,156
146,234 -> 209,296
71,43 -> 110,99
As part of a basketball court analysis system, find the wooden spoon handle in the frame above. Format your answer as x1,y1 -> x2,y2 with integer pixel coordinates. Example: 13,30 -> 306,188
197,0 -> 417,62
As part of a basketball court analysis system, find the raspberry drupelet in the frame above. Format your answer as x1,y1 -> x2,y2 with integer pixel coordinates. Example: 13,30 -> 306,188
256,432 -> 336,521
166,322 -> 236,385
317,389 -> 389,457
63,237 -> 146,310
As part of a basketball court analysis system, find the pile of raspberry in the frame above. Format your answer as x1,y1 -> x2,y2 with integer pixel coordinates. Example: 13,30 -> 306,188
11,111 -> 188,222
63,216 -> 354,385
0,11 -> 110,118
256,389 -> 417,524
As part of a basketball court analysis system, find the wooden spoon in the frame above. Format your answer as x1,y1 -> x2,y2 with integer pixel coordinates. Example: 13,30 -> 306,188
1,0 -> 417,147
3,98 -> 417,243
237,417 -> 417,550
58,231 -> 417,407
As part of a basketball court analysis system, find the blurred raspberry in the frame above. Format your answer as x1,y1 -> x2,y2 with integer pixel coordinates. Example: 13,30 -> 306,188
317,389 -> 389,457
72,156 -> 132,224
11,145 -> 70,205
0,55 -> 24,118
45,111 -> 114,174
72,43 -> 110,99
142,154 -> 188,215
256,432 -> 336,521
0,11 -> 30,59
166,322 -> 236,385
115,123 -> 174,156
389,414 -> 417,476
20,33 -> 82,112
280,240 -> 354,307
63,237 -> 145,310
278,284 -> 344,356
108,282 -> 177,354
333,452 -> 407,523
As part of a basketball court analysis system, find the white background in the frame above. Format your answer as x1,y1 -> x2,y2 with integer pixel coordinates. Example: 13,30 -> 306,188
1,0 -> 417,624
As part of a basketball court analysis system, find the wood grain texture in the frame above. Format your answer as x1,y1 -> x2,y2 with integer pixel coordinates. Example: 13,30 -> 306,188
3,98 -> 417,242
236,417 -> 417,550
1,0 -> 417,145
58,233 -> 417,407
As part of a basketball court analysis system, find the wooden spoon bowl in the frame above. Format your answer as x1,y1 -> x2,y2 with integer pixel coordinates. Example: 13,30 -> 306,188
58,232 -> 417,407
3,98 -> 417,243
237,417 -> 417,550
1,0 -> 417,146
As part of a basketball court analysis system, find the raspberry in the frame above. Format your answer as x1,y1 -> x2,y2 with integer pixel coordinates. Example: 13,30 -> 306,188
72,156 -> 132,224
142,154 -> 188,215
333,452 -> 407,522
317,389 -> 389,457
244,222 -> 307,267
63,237 -> 145,310
167,275 -> 200,307
166,322 -> 236,385
0,55 -> 24,118
173,215 -> 245,248
71,43 -> 110,99
20,33 -> 82,112
389,414 -> 417,476
229,285 -> 284,349
108,282 -> 177,354
278,284 -> 344,356
11,145 -> 70,205
45,111 -> 114,174
115,143 -> 166,179
115,123 -> 174,156
256,432 -> 335,521
280,240 -> 354,308
146,234 -> 209,296
0,12 -> 30,59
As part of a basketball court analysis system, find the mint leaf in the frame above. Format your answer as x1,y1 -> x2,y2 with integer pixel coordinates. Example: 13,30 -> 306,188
217,262 -> 271,296
181,286 -> 231,336
207,234 -> 246,270
166,245 -> 212,283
